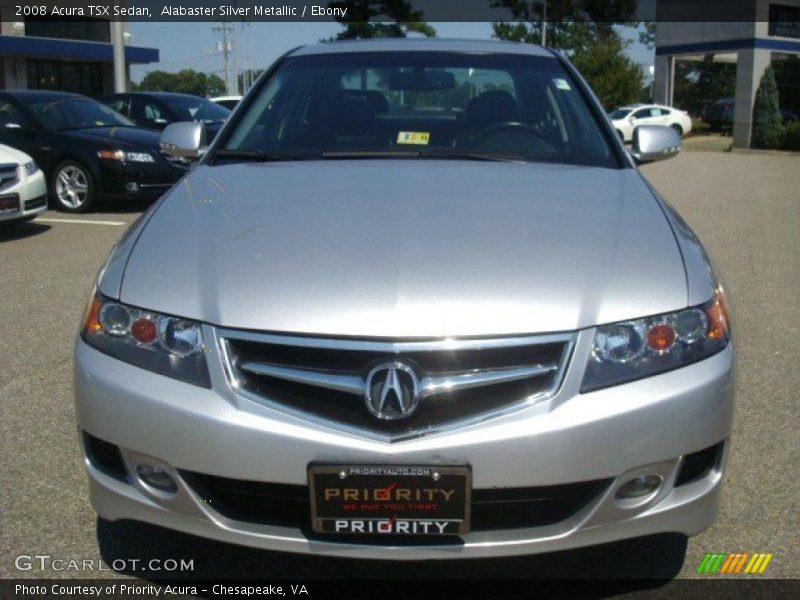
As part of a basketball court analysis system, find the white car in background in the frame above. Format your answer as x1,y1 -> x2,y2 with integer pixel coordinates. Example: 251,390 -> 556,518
0,143 -> 47,226
610,104 -> 692,143
209,95 -> 242,111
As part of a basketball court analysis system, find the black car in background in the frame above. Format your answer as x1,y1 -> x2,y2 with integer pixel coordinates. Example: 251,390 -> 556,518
703,97 -> 799,130
0,91 -> 185,212
97,92 -> 230,139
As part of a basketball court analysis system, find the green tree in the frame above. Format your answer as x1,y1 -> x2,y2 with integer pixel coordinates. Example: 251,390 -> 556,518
490,0 -> 638,53
751,66 -> 784,149
327,0 -> 436,39
570,34 -> 644,109
773,56 -> 800,115
639,21 -> 656,50
673,60 -> 736,116
134,69 -> 225,97
491,1 -> 642,109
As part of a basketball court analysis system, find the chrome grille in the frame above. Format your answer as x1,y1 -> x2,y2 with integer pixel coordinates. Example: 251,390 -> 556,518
218,330 -> 574,441
0,164 -> 19,192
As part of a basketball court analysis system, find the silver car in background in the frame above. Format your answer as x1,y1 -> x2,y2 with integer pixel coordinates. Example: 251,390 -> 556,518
75,39 -> 733,559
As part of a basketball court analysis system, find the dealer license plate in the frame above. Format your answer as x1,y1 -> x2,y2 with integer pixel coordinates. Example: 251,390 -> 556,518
0,195 -> 20,215
309,464 -> 471,535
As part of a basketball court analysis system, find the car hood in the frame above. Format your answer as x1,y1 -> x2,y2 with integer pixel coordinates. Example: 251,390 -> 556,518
114,160 -> 688,338
0,143 -> 32,165
67,126 -> 160,149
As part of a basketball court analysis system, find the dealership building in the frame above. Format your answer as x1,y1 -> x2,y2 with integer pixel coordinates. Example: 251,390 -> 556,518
0,8 -> 158,95
654,0 -> 800,147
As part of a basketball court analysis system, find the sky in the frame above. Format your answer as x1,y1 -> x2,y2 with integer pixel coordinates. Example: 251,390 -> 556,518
128,22 -> 655,88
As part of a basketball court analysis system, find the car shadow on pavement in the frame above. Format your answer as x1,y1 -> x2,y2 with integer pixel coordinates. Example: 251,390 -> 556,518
0,221 -> 50,241
97,518 -> 686,587
93,197 -> 154,215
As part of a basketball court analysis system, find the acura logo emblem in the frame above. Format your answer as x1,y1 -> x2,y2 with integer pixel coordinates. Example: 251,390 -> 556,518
364,362 -> 420,420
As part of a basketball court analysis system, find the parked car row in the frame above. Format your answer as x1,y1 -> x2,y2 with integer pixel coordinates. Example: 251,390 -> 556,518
0,91 -> 232,216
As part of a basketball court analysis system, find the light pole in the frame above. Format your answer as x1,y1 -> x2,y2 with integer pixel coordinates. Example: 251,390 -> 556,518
541,0 -> 547,46
111,20 -> 126,93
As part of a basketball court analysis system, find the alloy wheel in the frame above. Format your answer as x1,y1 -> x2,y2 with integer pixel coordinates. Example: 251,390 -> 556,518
55,165 -> 90,209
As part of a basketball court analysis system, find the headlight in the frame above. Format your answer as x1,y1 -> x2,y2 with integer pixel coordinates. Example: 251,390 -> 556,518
97,150 -> 155,163
581,288 -> 731,392
23,161 -> 39,176
81,293 -> 210,388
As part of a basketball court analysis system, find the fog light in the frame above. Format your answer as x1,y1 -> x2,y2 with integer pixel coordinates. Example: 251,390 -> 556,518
616,475 -> 662,500
136,464 -> 177,493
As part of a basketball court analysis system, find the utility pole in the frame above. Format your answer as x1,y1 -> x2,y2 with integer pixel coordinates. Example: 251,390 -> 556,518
232,22 -> 238,95
241,20 -> 251,94
213,22 -> 234,95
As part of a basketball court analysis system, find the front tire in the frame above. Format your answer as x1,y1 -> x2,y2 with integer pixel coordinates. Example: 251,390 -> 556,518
51,160 -> 96,213
671,123 -> 684,137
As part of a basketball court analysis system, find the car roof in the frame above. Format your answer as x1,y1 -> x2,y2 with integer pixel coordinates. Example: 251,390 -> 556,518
289,38 -> 554,58
617,104 -> 676,110
2,90 -> 81,102
111,92 -> 204,99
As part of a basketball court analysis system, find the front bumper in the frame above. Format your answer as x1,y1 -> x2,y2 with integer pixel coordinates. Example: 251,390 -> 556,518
74,329 -> 734,560
96,159 -> 184,202
0,168 -> 47,222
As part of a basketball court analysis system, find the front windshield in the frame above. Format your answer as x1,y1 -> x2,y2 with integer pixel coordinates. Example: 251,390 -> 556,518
221,52 -> 615,167
609,108 -> 632,119
32,98 -> 133,131
165,97 -> 230,124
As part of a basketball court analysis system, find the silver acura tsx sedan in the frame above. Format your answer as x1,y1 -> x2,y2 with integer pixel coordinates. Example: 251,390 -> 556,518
74,39 -> 733,559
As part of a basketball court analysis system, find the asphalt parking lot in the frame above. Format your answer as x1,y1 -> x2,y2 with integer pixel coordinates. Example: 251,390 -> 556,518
0,151 -> 798,584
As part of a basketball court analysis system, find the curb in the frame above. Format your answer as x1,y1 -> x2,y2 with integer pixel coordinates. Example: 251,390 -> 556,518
729,147 -> 800,157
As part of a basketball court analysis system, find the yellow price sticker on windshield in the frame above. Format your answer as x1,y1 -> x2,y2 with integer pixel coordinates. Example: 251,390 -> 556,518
397,131 -> 431,145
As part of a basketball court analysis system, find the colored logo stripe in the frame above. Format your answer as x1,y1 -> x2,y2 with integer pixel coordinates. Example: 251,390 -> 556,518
745,553 -> 773,574
720,553 -> 749,573
697,553 -> 773,574
697,553 -> 726,573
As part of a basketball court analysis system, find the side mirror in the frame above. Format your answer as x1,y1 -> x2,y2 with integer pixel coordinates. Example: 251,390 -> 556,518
629,125 -> 681,164
159,121 -> 206,159
628,116 -> 636,125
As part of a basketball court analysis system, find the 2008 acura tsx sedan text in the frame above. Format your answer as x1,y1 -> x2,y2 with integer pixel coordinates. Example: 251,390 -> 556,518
74,39 -> 733,559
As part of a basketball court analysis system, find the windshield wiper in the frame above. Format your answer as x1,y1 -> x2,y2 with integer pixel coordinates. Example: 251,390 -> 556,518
213,149 -> 302,163
58,124 -> 116,131
320,149 -> 529,162
417,150 -> 531,162
321,150 -> 421,160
